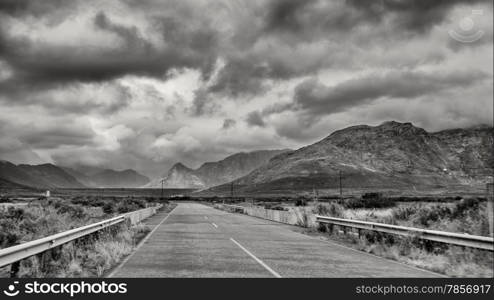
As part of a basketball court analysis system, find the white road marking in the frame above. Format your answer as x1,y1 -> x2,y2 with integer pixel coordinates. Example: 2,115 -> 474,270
106,205 -> 178,278
230,238 -> 282,278
211,222 -> 218,228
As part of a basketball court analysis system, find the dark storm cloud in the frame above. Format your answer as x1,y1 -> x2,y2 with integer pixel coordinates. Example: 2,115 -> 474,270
222,119 -> 236,130
290,70 -> 488,118
190,88 -> 217,116
0,9 -> 218,96
262,0 -> 491,37
264,0 -> 316,33
246,111 -> 266,127
347,0 -> 491,33
0,0 -> 75,18
0,0 -> 491,174
94,12 -> 149,52
1,0 -> 491,100
0,80 -> 133,116
208,0 -> 494,99
0,116 -> 96,152
21,126 -> 95,149
208,58 -> 271,97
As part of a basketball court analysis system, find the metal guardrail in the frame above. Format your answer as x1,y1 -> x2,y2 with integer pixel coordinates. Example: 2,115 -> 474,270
124,204 -> 162,226
0,205 -> 163,271
316,215 -> 494,251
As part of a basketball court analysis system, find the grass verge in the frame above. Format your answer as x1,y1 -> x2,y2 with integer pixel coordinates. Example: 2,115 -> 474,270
0,198 -> 170,277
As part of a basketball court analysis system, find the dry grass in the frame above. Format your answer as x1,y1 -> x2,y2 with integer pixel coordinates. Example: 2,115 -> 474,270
312,199 -> 493,277
0,198 -> 158,278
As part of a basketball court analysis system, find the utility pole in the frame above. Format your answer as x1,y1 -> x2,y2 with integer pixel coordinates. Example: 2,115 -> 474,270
487,183 -> 493,237
160,179 -> 165,199
339,170 -> 343,199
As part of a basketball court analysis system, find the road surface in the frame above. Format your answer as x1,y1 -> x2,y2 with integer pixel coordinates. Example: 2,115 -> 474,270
110,203 -> 441,278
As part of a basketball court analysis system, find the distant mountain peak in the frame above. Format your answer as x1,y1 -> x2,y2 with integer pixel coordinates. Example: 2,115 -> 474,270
62,166 -> 149,188
146,149 -> 289,189
206,121 -> 493,195
1,162 -> 85,188
328,121 -> 427,140
170,162 -> 192,171
376,120 -> 427,135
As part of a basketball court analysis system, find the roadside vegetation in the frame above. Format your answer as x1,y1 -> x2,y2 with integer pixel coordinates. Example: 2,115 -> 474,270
0,196 -> 169,277
216,193 -> 492,277
313,196 -> 493,277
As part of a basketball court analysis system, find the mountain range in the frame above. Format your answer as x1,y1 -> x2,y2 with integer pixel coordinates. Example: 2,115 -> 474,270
1,121 -> 492,193
146,149 -> 289,189
0,161 -> 85,189
0,161 -> 150,189
206,121 -> 493,195
62,167 -> 150,188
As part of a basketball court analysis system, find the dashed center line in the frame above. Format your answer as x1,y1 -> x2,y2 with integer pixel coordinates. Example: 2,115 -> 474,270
211,222 -> 218,228
107,206 -> 177,278
230,238 -> 282,278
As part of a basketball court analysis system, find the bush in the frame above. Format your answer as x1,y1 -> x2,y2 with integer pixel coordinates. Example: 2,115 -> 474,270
56,203 -> 87,219
0,196 -> 11,203
342,195 -> 396,209
452,198 -> 480,218
264,204 -> 287,211
102,203 -> 114,214
0,198 -> 166,278
314,203 -> 344,218
295,199 -> 307,206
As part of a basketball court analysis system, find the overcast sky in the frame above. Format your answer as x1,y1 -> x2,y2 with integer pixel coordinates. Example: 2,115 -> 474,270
0,0 -> 492,177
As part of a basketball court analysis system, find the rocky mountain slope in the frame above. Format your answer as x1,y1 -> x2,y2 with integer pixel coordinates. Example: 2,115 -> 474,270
207,121 -> 493,194
0,161 -> 85,188
146,149 -> 289,188
146,163 -> 205,189
92,169 -> 150,188
64,166 -> 150,188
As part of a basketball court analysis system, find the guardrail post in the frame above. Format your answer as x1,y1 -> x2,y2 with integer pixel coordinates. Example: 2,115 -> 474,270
9,261 -> 20,278
487,183 -> 493,237
36,252 -> 46,273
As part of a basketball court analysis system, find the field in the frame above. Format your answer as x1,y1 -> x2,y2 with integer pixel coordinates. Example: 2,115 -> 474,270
0,194 -> 173,277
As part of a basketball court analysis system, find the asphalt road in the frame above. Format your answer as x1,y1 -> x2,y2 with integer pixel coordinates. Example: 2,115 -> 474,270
110,203 -> 441,278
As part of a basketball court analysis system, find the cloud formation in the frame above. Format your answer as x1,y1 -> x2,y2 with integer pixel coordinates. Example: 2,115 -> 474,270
0,0 -> 492,177
291,70 -> 488,118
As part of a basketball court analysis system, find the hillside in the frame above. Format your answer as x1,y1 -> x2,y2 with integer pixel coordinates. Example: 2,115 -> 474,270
92,169 -> 150,188
0,161 -> 85,188
207,121 -> 493,195
64,166 -> 150,188
146,149 -> 289,188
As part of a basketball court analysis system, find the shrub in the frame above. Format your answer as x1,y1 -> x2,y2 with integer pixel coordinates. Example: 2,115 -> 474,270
0,196 -> 11,203
102,203 -> 114,214
341,194 -> 396,209
314,203 -> 344,218
452,198 -> 480,218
